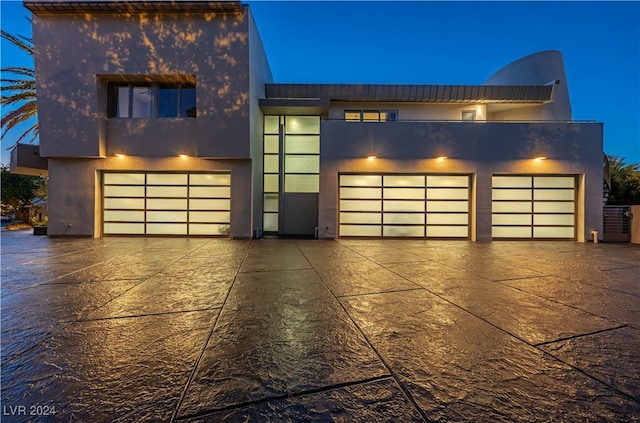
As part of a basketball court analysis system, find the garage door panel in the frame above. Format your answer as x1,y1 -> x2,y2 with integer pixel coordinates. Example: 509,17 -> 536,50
384,188 -> 425,200
534,202 -> 574,213
384,175 -> 425,187
534,214 -> 574,226
427,188 -> 468,200
340,212 -> 381,224
426,213 -> 469,225
427,226 -> 468,238
534,176 -> 574,188
190,199 -> 231,210
147,211 -> 188,222
383,213 -> 425,225
147,174 -> 188,185
534,226 -> 575,238
146,186 -> 188,198
104,198 -> 145,210
147,223 -> 188,235
340,175 -> 382,186
190,186 -> 231,198
427,175 -> 469,187
104,222 -> 145,235
427,201 -> 469,212
104,173 -> 145,185
493,214 -> 532,226
533,190 -> 574,201
340,225 -> 381,237
383,226 -> 425,237
383,201 -> 424,212
104,210 -> 145,222
147,199 -> 188,210
103,185 -> 145,197
190,211 -> 230,223
492,226 -> 531,238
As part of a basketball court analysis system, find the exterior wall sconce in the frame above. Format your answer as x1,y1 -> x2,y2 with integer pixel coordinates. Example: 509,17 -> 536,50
115,153 -> 126,158
179,154 -> 189,160
534,156 -> 548,161
367,155 -> 378,161
437,155 -> 448,161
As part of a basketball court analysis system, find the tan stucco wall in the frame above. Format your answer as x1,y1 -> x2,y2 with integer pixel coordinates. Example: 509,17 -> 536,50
32,9 -> 253,159
318,121 -> 603,242
47,157 -> 253,238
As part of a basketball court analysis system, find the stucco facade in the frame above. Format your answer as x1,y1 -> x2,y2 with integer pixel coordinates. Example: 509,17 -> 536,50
15,1 -> 603,242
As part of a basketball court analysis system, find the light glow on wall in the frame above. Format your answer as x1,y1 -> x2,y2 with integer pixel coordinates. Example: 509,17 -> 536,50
179,154 -> 189,160
533,156 -> 548,161
115,153 -> 126,158
367,155 -> 378,161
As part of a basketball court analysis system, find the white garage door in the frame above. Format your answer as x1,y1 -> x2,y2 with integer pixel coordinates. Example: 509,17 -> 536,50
103,172 -> 231,236
492,175 -> 576,239
339,174 -> 470,238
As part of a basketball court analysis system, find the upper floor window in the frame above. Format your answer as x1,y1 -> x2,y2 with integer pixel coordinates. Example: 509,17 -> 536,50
108,83 -> 196,118
345,110 -> 398,122
461,110 -> 476,121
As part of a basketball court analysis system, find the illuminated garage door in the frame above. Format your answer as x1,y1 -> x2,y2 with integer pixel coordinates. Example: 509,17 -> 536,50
103,172 -> 231,236
339,174 -> 470,238
492,175 -> 575,239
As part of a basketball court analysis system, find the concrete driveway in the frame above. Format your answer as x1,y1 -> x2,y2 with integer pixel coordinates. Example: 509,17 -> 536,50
1,229 -> 639,422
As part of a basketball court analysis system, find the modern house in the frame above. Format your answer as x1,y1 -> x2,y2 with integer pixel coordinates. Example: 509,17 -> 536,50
12,0 -> 604,242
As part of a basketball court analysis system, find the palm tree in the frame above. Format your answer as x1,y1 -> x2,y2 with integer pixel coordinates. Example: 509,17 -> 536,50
1,29 -> 38,146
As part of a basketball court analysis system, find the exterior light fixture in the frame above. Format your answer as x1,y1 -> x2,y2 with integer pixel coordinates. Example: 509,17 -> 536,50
367,155 -> 377,161
179,154 -> 188,160
534,156 -> 547,161
115,153 -> 126,158
437,155 -> 448,161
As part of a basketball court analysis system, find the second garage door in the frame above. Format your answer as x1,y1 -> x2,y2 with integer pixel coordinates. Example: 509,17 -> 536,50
103,172 -> 231,236
339,174 -> 470,238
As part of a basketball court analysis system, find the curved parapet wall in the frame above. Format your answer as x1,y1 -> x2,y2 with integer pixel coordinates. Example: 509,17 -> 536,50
485,50 -> 572,121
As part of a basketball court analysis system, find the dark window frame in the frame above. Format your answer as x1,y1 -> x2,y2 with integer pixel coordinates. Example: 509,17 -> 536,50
108,82 -> 196,119
344,110 -> 398,122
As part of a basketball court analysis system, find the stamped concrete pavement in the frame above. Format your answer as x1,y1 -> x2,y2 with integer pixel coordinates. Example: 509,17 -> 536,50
1,229 -> 639,422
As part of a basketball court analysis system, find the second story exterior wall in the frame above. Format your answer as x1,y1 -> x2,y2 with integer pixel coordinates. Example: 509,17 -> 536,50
30,3 -> 256,159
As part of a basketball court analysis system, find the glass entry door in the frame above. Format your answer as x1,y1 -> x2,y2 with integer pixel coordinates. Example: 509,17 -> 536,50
263,115 -> 320,237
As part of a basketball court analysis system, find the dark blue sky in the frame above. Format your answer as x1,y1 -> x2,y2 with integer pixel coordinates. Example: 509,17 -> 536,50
2,1 -> 639,163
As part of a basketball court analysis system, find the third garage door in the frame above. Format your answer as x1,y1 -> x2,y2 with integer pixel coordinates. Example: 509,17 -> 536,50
339,174 -> 470,238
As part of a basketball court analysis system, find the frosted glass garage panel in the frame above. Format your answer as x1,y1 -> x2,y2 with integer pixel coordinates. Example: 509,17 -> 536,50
426,213 -> 468,225
285,116 -> 320,134
383,226 -> 425,237
384,201 -> 425,212
340,225 -> 381,236
190,211 -> 230,223
190,199 -> 230,210
427,226 -> 468,238
534,177 -> 575,188
264,175 -> 279,193
492,189 -> 531,201
104,210 -> 145,222
534,226 -> 574,238
104,223 -> 144,234
285,156 -> 319,174
104,173 -> 145,185
534,214 -> 575,226
427,201 -> 469,212
384,175 -> 425,187
340,212 -> 381,224
264,155 -> 279,173
147,211 -> 187,222
190,186 -> 231,198
492,202 -> 532,213
383,213 -> 425,224
285,175 -> 319,193
427,175 -> 469,187
492,226 -> 532,238
340,187 -> 381,199
147,199 -> 188,210
263,213 -> 278,232
384,188 -> 425,200
492,176 -> 532,188
534,202 -> 574,213
190,224 -> 229,235
340,200 -> 381,212
146,223 -> 188,235
492,214 -> 532,225
427,188 -> 468,200
264,135 -> 279,153
190,174 -> 230,186
285,136 -> 320,154
340,175 -> 382,187
147,174 -> 188,185
147,186 -> 188,198
104,198 -> 145,209
103,185 -> 145,197
534,190 -> 574,201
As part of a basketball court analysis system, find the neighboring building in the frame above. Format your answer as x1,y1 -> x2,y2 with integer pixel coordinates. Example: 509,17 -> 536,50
13,1 -> 603,242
